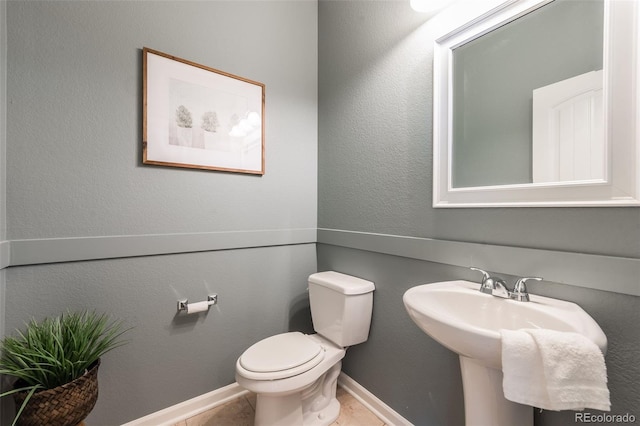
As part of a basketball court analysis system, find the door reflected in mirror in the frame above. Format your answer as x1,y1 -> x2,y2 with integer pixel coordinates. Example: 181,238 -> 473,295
532,69 -> 604,183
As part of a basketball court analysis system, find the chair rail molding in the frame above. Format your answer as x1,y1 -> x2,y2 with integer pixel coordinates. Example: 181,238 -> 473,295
317,228 -> 640,296
7,228 -> 317,266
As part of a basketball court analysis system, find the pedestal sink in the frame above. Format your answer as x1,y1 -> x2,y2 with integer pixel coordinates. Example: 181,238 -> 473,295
403,280 -> 607,426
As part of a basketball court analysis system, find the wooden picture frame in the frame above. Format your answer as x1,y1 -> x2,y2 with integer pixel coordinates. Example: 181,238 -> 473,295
143,48 -> 265,175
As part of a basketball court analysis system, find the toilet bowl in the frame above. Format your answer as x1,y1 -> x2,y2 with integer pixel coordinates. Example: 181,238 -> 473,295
235,271 -> 375,426
236,333 -> 346,425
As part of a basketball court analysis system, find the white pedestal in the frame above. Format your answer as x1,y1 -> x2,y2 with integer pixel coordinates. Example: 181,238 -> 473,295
459,356 -> 533,426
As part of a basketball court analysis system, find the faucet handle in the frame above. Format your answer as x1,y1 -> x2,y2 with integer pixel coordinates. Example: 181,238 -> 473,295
469,267 -> 491,283
470,267 -> 504,295
510,277 -> 543,302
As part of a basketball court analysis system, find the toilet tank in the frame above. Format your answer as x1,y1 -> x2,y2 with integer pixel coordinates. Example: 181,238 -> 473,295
308,271 -> 375,347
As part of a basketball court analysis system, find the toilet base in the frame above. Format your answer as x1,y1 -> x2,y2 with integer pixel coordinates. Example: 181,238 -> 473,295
254,362 -> 342,426
303,398 -> 340,426
255,393 -> 304,426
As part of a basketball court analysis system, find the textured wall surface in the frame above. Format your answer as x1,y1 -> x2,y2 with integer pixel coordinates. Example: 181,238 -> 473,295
2,0 -> 639,425
0,0 -> 5,243
2,1 -> 317,424
6,245 -> 317,424
7,0 -> 317,239
318,1 -> 639,425
318,245 -> 466,426
1,2 -> 9,422
318,0 -> 640,259
318,244 -> 640,425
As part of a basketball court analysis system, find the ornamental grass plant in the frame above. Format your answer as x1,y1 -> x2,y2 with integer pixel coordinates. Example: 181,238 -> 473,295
0,311 -> 129,425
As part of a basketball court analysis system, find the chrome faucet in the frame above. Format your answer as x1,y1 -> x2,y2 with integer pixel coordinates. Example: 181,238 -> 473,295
470,267 -> 542,302
510,276 -> 543,302
470,267 -> 510,298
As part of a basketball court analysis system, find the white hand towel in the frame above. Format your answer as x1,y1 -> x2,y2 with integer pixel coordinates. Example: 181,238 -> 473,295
501,328 -> 610,412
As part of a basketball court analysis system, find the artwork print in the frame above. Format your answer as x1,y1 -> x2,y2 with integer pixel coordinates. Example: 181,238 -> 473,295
143,48 -> 265,174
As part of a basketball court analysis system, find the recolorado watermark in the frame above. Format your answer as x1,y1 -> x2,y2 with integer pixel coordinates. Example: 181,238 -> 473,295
575,412 -> 636,423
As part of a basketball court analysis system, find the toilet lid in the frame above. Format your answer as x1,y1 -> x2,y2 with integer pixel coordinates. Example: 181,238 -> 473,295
239,332 -> 324,378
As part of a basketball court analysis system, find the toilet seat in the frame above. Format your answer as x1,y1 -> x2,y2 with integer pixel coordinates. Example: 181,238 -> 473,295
238,332 -> 325,380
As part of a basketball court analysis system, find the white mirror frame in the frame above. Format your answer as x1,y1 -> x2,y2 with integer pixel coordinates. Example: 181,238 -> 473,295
433,0 -> 640,207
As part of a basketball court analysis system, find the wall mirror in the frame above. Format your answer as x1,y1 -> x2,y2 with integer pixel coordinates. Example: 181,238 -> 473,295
433,0 -> 639,207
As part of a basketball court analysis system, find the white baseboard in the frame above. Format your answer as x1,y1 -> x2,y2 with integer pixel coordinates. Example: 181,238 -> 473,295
337,372 -> 413,426
122,374 -> 412,426
121,382 -> 249,426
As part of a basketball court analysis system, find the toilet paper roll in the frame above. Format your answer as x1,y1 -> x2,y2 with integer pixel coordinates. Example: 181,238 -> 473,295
186,301 -> 210,314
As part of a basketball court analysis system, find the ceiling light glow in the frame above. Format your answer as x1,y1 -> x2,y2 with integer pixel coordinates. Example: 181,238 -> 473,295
410,0 -> 456,13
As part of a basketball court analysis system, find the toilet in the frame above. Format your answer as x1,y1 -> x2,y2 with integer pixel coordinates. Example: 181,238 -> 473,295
235,271 -> 375,426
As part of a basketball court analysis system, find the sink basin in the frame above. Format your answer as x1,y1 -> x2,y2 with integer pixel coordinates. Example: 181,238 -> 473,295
403,280 -> 606,369
403,280 -> 607,426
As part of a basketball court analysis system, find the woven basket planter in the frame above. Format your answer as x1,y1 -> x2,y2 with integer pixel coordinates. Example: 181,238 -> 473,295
12,359 -> 100,426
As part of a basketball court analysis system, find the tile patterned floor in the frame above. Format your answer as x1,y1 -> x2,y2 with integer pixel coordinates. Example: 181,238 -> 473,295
172,386 -> 388,426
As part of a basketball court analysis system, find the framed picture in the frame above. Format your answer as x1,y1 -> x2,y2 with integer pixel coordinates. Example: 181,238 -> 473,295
143,47 -> 265,175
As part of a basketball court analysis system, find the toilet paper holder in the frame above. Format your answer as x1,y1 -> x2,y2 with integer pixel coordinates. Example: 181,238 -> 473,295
177,294 -> 218,314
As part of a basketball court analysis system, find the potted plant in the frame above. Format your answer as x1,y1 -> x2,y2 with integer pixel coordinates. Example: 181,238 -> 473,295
0,311 -> 129,426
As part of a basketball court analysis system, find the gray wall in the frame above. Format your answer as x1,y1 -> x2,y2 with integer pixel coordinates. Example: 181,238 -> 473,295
317,245 -> 640,426
0,0 -> 5,242
7,0 -> 317,240
318,1 -> 639,425
5,246 -> 317,424
2,1 -> 317,424
1,1 -> 639,425
318,0 -> 639,259
0,0 -> 6,422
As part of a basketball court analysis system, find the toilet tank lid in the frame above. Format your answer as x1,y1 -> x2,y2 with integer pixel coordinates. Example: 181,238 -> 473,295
309,271 -> 375,295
